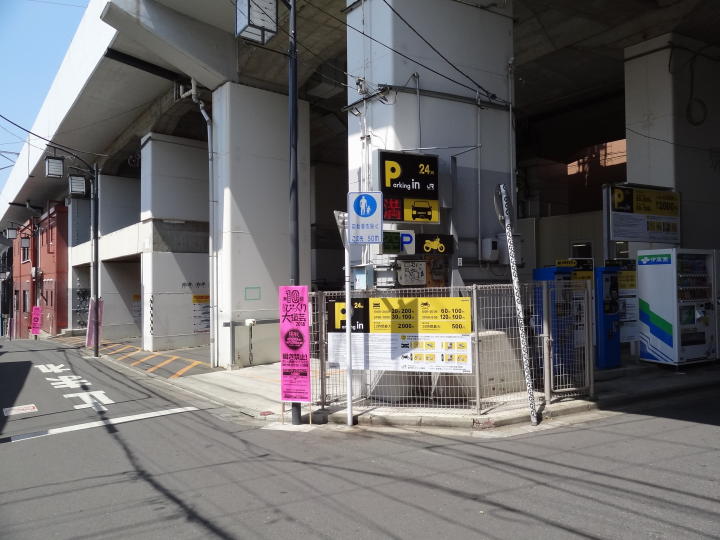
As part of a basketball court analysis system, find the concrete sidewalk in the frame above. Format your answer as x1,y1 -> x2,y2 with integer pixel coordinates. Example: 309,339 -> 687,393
143,351 -> 720,429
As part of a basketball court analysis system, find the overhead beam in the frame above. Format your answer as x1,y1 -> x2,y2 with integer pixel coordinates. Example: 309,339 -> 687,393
101,0 -> 236,90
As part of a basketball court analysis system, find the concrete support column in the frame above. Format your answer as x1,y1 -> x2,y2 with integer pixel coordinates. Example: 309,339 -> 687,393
625,34 -> 720,249
211,82 -> 311,368
140,133 -> 211,351
346,0 -> 514,281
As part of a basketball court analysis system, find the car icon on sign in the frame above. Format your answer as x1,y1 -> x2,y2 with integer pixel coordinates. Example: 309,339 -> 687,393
411,200 -> 432,220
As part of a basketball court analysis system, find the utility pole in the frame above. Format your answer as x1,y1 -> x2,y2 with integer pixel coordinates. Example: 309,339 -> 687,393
286,0 -> 301,425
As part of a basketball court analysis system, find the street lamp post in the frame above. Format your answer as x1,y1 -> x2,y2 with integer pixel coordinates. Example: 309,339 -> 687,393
45,150 -> 100,358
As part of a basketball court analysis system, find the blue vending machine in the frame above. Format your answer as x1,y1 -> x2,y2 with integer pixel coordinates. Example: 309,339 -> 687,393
532,265 -> 575,385
594,266 -> 621,369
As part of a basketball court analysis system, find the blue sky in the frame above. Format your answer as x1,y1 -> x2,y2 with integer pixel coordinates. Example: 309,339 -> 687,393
0,0 -> 86,189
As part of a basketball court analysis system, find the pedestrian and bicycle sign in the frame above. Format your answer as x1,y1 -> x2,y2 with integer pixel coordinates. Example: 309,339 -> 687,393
348,191 -> 383,244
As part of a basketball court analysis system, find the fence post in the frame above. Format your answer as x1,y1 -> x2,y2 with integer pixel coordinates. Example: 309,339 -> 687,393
542,280 -> 552,404
585,280 -> 595,399
472,284 -> 481,415
317,291 -> 327,409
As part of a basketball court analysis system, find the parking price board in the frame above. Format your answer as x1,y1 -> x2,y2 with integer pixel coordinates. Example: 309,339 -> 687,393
348,192 -> 383,244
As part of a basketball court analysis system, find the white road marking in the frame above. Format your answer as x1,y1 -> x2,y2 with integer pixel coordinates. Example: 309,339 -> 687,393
0,407 -> 198,443
3,404 -> 38,416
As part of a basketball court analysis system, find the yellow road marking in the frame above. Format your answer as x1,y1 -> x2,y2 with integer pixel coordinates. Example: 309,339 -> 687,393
108,345 -> 136,355
131,353 -> 161,367
170,355 -> 211,367
169,361 -> 203,379
100,343 -> 124,352
146,356 -> 179,373
116,349 -> 143,361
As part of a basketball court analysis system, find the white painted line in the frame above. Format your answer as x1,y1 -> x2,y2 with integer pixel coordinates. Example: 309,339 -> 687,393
3,404 -> 38,416
262,422 -> 317,432
0,407 -> 198,444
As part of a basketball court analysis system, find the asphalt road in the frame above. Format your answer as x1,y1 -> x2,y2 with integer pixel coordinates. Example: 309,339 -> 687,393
0,339 -> 718,539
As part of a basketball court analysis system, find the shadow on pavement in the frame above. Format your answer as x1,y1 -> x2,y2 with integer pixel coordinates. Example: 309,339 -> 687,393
0,361 -> 32,434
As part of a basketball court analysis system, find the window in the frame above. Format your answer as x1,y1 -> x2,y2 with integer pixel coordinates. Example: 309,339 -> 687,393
50,291 -> 54,308
22,290 -> 29,313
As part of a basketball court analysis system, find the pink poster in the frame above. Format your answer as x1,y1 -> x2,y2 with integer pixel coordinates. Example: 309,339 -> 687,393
279,286 -> 311,403
31,306 -> 42,335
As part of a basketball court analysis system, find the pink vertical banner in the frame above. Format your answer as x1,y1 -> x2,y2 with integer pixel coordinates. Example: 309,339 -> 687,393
31,306 -> 42,335
279,285 -> 311,403
85,298 -> 104,349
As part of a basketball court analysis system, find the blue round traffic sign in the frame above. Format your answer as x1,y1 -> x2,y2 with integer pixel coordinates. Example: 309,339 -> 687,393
353,194 -> 377,218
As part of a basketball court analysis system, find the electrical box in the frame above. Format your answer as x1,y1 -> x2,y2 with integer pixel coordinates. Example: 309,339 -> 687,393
481,237 -> 498,262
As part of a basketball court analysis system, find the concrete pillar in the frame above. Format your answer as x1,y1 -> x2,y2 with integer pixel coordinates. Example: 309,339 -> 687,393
346,0 -> 514,281
100,261 -> 141,340
211,82 -> 311,367
99,175 -> 140,235
625,34 -> 720,250
140,132 -> 210,351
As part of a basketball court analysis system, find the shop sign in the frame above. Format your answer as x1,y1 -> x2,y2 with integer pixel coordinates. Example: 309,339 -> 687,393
607,186 -> 680,244
326,297 -> 472,373
378,150 -> 440,223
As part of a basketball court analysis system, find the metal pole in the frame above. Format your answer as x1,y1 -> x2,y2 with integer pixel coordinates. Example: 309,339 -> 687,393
542,281 -> 552,404
472,284 -> 481,415
288,0 -> 301,425
498,184 -> 538,426
345,243 -> 353,426
92,164 -> 100,358
317,291 -> 327,409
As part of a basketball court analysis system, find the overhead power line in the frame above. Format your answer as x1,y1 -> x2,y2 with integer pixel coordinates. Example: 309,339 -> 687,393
379,0 -> 505,103
18,0 -> 87,8
0,113 -> 107,158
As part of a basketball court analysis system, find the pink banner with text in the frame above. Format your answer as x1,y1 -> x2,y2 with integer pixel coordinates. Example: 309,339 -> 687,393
279,286 -> 311,403
31,306 -> 42,335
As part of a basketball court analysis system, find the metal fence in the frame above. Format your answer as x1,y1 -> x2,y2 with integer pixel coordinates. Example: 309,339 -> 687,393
310,281 -> 593,416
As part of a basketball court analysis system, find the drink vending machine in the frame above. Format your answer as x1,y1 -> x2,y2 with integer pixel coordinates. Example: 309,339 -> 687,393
637,249 -> 717,365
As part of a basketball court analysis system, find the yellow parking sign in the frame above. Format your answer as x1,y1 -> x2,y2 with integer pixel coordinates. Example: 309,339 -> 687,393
403,198 -> 439,223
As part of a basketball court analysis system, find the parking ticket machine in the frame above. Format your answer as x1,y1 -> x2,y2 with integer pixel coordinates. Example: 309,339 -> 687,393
595,266 -> 621,369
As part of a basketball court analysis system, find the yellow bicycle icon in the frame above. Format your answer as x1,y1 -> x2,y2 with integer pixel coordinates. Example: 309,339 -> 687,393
423,237 -> 446,253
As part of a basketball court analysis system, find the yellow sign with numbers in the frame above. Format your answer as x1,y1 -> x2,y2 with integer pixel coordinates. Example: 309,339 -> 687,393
369,297 -> 471,334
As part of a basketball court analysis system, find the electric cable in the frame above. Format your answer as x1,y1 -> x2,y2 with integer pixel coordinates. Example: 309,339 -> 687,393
0,113 -> 107,157
379,0 -> 504,103
305,0 -> 505,101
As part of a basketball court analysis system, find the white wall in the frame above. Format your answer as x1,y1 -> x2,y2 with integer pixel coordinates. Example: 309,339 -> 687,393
140,133 -> 209,222
100,261 -> 141,340
212,83 -> 311,367
99,175 -> 140,235
142,252 -> 209,351
537,211 -> 604,268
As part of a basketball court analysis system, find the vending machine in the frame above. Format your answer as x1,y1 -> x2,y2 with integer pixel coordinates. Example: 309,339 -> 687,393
637,249 -> 717,365
594,267 -> 621,370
